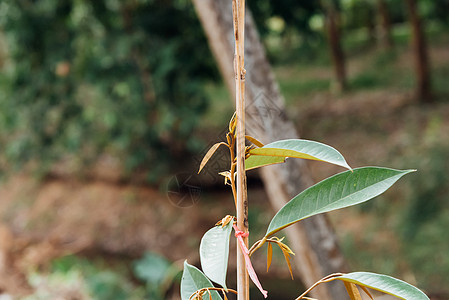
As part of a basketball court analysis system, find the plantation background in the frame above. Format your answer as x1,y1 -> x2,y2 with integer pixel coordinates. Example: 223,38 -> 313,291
0,0 -> 448,299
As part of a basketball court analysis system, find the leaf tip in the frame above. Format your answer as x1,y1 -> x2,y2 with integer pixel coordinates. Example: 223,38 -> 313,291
402,168 -> 417,176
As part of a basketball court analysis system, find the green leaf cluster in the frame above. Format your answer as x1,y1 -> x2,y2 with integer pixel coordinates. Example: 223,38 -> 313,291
183,137 -> 428,299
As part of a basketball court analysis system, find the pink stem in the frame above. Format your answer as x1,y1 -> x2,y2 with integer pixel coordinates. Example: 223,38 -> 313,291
233,224 -> 268,298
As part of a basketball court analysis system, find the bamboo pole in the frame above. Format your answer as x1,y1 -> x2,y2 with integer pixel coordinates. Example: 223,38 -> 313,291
232,0 -> 249,299
192,1 -> 347,297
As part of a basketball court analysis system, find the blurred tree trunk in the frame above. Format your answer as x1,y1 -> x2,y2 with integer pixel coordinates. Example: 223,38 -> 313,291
322,0 -> 347,93
405,0 -> 433,103
193,1 -> 348,299
367,17 -> 377,45
366,4 -> 377,45
377,0 -> 394,49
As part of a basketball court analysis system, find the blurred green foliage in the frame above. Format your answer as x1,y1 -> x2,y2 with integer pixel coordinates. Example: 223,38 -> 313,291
49,255 -> 145,300
341,115 -> 449,293
248,0 -> 326,64
249,0 -> 321,37
46,253 -> 182,299
2,0 -> 447,183
398,119 -> 449,291
133,252 -> 181,300
0,0 -> 217,181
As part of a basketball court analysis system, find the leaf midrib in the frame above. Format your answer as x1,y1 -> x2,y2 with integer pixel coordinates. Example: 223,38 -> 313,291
267,170 -> 406,236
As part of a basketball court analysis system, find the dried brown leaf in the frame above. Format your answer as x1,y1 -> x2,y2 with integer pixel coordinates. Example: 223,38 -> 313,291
226,132 -> 233,146
198,142 -> 228,174
245,135 -> 264,147
281,249 -> 294,280
359,286 -> 374,300
215,215 -> 234,227
222,291 -> 228,300
229,112 -> 237,134
344,282 -> 362,300
278,241 -> 295,255
267,242 -> 273,272
218,171 -> 232,185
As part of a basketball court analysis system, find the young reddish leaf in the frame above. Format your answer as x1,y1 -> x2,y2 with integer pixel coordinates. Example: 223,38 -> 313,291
281,249 -> 294,280
266,242 -> 273,272
245,135 -> 264,147
198,142 -> 228,174
270,237 -> 295,280
344,282 -> 362,300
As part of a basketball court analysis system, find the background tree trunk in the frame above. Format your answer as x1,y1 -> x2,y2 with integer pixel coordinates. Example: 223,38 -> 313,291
378,0 -> 394,49
322,0 -> 347,93
366,2 -> 377,46
405,0 -> 433,103
193,1 -> 348,299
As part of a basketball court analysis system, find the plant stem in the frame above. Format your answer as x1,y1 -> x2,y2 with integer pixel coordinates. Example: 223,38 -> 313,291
229,142 -> 237,208
295,273 -> 344,300
232,0 -> 249,299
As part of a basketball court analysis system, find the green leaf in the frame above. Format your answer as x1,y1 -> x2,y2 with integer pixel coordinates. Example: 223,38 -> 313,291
199,223 -> 233,289
249,139 -> 351,170
245,155 -> 286,170
266,167 -> 415,236
180,261 -> 222,300
334,272 -> 429,300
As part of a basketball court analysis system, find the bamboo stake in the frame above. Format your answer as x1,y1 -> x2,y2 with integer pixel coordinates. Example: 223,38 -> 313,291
232,0 -> 249,299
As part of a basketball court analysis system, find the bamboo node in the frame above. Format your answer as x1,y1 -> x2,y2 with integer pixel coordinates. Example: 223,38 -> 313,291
241,68 -> 246,80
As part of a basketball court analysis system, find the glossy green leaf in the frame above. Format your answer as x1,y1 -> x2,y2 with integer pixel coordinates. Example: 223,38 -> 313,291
249,139 -> 351,170
200,223 -> 233,289
181,261 -> 222,300
334,272 -> 429,300
266,167 -> 415,236
245,155 -> 286,170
